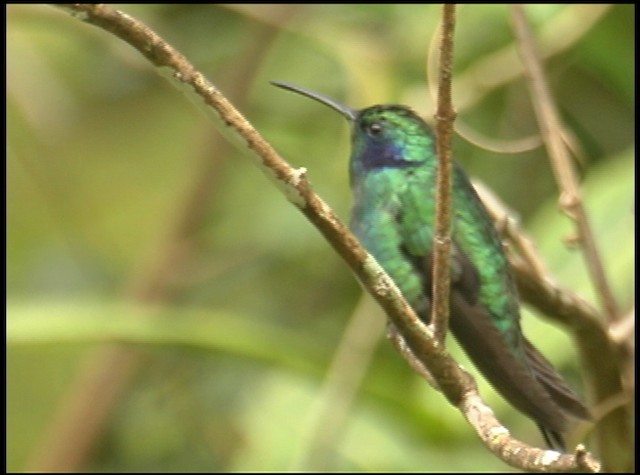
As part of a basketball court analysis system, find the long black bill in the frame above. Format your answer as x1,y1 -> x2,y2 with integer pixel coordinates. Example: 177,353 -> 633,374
271,81 -> 356,121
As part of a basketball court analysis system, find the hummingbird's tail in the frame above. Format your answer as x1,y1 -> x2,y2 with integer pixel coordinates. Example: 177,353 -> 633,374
524,339 -> 591,420
524,338 -> 591,451
538,424 -> 566,452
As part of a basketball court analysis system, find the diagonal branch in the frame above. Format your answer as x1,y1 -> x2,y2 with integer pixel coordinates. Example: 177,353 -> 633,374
510,5 -> 618,325
50,5 -> 601,472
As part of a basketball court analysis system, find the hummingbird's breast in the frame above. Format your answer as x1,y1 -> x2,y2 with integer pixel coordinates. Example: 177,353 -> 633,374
350,168 -> 434,313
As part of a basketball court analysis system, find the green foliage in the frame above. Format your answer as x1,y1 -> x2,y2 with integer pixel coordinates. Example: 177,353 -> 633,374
7,4 -> 633,472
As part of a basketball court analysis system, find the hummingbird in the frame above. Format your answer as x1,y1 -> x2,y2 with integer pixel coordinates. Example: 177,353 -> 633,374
272,81 -> 590,451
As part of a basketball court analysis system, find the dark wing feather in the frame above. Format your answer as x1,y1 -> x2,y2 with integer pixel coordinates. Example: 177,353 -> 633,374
524,338 -> 591,421
448,286 -> 569,435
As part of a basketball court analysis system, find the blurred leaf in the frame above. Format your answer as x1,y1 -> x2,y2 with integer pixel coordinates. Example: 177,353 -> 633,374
8,301 -> 327,374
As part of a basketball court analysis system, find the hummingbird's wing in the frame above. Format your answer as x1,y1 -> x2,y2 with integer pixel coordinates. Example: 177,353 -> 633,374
448,247 -> 570,429
522,338 -> 592,448
523,338 -> 591,421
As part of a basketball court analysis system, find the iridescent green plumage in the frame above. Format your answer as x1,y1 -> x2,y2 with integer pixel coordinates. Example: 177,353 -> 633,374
272,81 -> 589,451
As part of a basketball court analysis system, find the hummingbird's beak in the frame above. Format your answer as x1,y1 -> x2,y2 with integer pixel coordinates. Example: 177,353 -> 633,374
271,81 -> 356,121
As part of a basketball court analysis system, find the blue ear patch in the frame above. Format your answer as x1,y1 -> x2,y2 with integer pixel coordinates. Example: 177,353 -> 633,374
358,139 -> 424,171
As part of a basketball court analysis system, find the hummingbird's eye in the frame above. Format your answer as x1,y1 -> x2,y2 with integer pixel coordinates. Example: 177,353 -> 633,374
367,122 -> 383,138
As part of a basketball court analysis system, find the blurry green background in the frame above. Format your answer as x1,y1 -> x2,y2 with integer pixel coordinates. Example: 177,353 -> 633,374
7,4 -> 634,472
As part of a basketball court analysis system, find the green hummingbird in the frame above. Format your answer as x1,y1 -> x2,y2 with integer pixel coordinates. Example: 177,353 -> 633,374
272,81 -> 590,451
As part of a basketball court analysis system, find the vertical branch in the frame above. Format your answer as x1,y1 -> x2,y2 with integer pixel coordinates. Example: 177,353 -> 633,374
431,4 -> 457,345
510,5 -> 618,325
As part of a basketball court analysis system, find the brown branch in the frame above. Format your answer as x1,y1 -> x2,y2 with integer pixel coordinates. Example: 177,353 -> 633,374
431,3 -> 457,345
48,5 -> 601,472
510,5 -> 618,325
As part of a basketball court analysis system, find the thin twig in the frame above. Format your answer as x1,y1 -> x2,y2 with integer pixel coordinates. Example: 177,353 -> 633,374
431,4 -> 457,345
49,5 -> 601,471
510,5 -> 618,325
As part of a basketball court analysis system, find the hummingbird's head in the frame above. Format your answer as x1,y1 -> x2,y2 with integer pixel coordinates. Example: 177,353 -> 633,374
350,105 -> 435,175
271,81 -> 435,180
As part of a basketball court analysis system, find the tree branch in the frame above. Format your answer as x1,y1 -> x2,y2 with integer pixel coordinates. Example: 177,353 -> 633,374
431,3 -> 457,345
510,5 -> 618,325
49,5 -> 601,472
